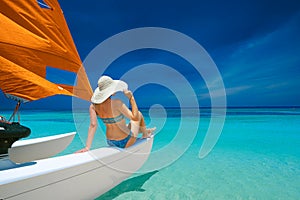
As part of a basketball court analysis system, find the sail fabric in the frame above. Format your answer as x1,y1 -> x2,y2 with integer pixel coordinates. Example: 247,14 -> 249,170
0,0 -> 92,102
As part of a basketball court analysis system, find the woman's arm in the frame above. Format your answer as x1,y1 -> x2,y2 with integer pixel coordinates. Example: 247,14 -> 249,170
75,104 -> 97,153
121,90 -> 139,121
85,104 -> 98,149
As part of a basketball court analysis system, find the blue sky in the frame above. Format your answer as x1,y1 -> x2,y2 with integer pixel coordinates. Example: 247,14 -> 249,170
1,0 -> 300,110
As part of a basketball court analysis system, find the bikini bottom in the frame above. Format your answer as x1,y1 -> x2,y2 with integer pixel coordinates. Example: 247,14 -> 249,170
106,131 -> 133,148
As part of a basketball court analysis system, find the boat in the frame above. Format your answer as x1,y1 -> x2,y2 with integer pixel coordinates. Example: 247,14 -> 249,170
0,136 -> 154,199
9,132 -> 76,163
0,0 -> 154,199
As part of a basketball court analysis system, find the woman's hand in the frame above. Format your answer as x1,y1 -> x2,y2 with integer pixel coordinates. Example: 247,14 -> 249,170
75,147 -> 89,153
124,89 -> 133,100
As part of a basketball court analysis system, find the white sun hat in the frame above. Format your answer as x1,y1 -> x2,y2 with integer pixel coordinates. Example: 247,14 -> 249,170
91,76 -> 128,104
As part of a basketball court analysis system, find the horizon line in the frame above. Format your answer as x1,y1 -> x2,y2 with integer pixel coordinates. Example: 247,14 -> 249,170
1,105 -> 300,112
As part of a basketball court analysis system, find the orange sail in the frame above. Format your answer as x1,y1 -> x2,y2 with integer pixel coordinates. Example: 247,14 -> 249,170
0,0 -> 92,102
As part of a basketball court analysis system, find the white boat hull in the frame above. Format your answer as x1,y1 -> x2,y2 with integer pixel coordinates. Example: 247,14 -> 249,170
0,136 -> 153,200
9,132 -> 76,163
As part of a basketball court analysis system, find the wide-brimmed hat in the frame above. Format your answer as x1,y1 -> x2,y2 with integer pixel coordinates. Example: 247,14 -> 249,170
91,76 -> 128,104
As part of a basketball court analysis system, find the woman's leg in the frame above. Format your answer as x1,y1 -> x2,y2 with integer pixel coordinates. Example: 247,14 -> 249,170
131,112 -> 156,136
124,112 -> 142,148
129,111 -> 143,137
125,112 -> 155,147
126,115 -> 146,135
138,114 -> 156,138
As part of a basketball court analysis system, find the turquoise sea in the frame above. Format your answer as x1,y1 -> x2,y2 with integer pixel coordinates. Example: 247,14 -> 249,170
1,107 -> 300,199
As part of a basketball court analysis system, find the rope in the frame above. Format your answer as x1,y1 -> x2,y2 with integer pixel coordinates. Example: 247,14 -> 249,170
9,101 -> 21,122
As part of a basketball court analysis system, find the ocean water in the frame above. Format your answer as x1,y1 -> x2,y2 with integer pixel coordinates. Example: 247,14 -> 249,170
1,107 -> 299,199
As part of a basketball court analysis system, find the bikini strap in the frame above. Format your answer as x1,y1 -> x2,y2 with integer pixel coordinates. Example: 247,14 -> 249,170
100,114 -> 125,124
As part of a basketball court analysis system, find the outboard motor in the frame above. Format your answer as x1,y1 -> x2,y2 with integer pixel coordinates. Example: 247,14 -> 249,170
0,116 -> 31,158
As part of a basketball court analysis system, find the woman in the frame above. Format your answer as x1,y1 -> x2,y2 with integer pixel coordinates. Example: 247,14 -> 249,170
76,76 -> 155,153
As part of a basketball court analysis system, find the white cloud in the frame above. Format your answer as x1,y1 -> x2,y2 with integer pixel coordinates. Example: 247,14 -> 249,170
199,85 -> 252,99
265,82 -> 289,89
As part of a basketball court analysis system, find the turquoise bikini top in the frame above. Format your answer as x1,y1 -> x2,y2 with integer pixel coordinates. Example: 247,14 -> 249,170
99,114 -> 125,124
